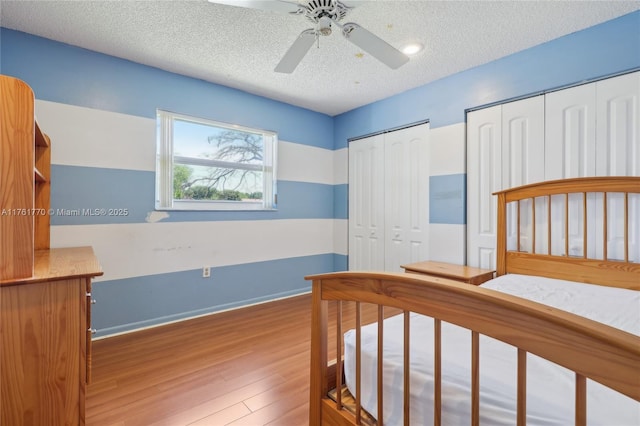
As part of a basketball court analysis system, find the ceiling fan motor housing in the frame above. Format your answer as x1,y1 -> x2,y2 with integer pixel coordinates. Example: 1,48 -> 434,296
304,0 -> 350,24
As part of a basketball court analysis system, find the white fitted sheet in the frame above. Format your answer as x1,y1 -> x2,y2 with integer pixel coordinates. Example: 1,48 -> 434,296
343,274 -> 640,425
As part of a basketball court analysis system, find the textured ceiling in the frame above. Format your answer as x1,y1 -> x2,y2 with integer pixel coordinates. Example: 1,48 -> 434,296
1,0 -> 639,116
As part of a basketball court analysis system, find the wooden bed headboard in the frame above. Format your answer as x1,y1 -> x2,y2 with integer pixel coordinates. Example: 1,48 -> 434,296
494,176 -> 640,290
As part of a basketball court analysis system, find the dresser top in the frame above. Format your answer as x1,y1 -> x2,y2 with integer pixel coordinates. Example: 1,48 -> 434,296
1,246 -> 103,286
401,260 -> 494,282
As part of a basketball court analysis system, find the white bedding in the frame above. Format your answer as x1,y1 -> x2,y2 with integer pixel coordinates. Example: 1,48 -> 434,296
343,274 -> 640,425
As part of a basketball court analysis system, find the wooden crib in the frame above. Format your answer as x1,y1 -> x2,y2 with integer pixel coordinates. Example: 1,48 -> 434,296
307,176 -> 640,425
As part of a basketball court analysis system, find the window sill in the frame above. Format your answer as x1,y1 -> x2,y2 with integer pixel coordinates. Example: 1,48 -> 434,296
156,200 -> 277,212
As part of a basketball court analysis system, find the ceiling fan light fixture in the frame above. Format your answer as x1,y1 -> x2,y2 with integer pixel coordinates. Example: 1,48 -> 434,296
401,42 -> 424,56
318,16 -> 332,36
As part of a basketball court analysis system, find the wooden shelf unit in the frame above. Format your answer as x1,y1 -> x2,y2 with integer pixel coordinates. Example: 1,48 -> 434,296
34,121 -> 51,250
1,74 -> 103,425
1,75 -> 35,280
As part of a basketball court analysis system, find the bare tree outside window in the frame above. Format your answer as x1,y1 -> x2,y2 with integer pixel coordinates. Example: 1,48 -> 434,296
156,110 -> 277,211
174,130 -> 264,201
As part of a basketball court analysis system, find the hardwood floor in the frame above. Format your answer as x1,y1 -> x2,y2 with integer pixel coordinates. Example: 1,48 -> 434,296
87,292 -> 397,425
88,294 -> 391,425
87,294 -> 315,425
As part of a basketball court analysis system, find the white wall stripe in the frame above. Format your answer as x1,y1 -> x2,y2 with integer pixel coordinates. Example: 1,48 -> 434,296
37,100 -> 342,185
51,218 -> 337,282
36,100 -> 157,171
333,218 -> 348,256
334,147 -> 348,185
278,141 -> 335,184
429,224 -> 467,265
429,123 -> 467,176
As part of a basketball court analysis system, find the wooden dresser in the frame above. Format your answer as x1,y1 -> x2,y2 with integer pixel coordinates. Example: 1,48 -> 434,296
1,75 -> 103,425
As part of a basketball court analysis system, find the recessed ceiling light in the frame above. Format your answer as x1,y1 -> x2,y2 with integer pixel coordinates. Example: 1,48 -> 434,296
401,42 -> 424,56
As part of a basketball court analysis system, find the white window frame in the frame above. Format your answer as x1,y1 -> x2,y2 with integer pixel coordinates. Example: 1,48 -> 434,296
156,110 -> 278,211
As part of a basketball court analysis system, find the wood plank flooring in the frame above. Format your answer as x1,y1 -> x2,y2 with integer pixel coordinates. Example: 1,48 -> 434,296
87,294 -> 388,425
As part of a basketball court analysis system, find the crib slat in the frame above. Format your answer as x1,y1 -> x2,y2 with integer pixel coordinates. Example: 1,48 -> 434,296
356,302 -> 362,425
583,193 -> 588,258
336,301 -> 343,410
517,349 -> 526,426
565,193 -> 569,256
576,374 -> 586,426
471,331 -> 479,426
434,318 -> 442,426
532,197 -> 537,254
547,195 -> 552,255
517,200 -> 521,251
404,311 -> 410,426
624,192 -> 629,262
603,192 -> 608,260
377,305 -> 384,426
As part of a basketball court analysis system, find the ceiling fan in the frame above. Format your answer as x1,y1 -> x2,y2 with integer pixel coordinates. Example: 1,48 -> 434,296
208,0 -> 410,73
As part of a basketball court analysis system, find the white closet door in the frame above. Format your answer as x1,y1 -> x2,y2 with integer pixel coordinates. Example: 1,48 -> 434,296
384,124 -> 430,272
544,83 -> 597,180
596,71 -> 640,176
348,135 -> 385,270
467,105 -> 502,269
502,96 -> 545,254
468,72 -> 639,267
596,71 -> 640,262
544,83 -> 598,257
467,96 -> 544,268
501,96 -> 545,188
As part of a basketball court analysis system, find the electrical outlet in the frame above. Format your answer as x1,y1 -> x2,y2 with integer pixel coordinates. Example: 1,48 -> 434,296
202,267 -> 211,278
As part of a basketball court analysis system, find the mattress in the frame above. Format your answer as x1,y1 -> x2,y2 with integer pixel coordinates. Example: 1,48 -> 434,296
343,273 -> 640,425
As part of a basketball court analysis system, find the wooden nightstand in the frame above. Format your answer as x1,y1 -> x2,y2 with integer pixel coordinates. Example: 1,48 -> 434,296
401,261 -> 495,286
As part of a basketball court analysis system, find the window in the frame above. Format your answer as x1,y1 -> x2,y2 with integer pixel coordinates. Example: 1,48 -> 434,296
156,110 -> 277,211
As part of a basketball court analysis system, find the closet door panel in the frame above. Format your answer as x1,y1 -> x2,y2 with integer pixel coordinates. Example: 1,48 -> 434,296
502,95 -> 545,188
407,125 -> 430,265
596,71 -> 640,177
467,105 -> 502,269
384,134 -> 408,271
384,124 -> 429,271
501,96 -> 544,254
467,97 -> 544,268
545,83 -> 597,180
596,71 -> 640,261
544,83 -> 597,257
348,135 -> 385,270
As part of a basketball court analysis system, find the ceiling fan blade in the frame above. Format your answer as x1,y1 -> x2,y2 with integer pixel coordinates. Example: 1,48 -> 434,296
341,22 -> 409,69
275,29 -> 316,73
207,0 -> 303,14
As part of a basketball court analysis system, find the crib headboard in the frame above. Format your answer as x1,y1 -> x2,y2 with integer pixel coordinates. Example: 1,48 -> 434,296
494,176 -> 640,290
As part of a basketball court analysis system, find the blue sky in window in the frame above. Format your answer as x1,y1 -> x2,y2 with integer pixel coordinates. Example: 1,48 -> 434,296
173,119 -> 227,159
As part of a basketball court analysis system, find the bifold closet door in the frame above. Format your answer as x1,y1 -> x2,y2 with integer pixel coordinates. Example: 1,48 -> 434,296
348,123 -> 430,272
349,134 -> 385,271
595,72 -> 640,262
384,124 -> 429,272
544,71 -> 639,260
467,96 -> 544,269
468,71 -> 639,269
